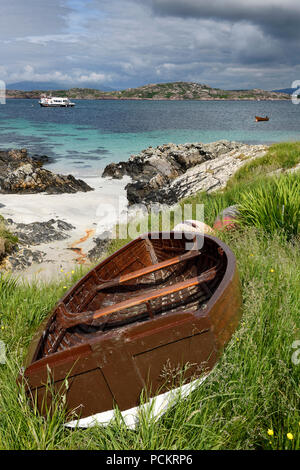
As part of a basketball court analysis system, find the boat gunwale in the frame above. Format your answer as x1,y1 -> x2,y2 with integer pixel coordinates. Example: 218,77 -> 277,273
24,232 -> 237,368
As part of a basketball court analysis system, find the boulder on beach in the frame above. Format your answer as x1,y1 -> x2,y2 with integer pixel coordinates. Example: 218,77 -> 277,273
0,149 -> 93,194
5,218 -> 75,246
2,218 -> 76,271
87,232 -> 111,261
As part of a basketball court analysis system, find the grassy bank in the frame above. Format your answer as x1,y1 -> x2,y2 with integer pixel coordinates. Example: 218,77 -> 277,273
228,141 -> 300,187
0,229 -> 299,450
0,142 -> 299,450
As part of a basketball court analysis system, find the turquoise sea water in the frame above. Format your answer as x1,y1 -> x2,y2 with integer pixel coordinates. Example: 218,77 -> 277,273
0,99 -> 299,176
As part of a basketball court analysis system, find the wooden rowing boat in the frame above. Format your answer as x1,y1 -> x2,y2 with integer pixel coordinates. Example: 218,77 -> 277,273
20,232 -> 242,425
255,115 -> 269,121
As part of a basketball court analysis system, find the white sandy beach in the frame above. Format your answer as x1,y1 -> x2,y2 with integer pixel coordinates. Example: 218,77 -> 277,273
0,176 -> 131,282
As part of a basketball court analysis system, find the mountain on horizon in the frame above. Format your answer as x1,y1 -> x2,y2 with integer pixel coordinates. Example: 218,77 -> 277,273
6,81 -> 115,92
5,81 -> 290,102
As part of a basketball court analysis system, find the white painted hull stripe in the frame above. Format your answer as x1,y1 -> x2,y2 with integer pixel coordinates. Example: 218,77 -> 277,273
65,374 -> 209,429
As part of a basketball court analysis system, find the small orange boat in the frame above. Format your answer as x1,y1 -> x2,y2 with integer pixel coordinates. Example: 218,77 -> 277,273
255,116 -> 269,122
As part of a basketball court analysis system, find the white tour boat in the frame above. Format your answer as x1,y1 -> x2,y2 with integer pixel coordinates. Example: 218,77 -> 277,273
39,96 -> 75,107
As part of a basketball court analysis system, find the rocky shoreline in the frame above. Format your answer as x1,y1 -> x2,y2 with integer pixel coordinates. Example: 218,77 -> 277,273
0,148 -> 93,194
1,218 -> 75,271
0,139 -> 284,277
0,169 -> 128,279
0,148 -> 95,275
102,140 -> 268,205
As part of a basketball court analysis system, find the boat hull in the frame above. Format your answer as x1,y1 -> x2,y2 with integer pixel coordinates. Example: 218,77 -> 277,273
255,116 -> 269,121
20,233 -> 242,422
39,103 -> 75,107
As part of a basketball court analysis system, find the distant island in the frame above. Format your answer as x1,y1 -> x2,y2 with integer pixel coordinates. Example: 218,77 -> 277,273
5,81 -> 290,101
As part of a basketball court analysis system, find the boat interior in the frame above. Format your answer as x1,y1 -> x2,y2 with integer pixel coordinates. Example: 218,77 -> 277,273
38,233 -> 228,358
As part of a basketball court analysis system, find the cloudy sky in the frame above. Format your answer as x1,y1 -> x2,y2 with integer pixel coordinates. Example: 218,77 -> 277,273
0,0 -> 299,90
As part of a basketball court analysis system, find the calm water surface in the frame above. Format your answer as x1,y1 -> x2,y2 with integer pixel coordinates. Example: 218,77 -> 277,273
0,99 -> 299,176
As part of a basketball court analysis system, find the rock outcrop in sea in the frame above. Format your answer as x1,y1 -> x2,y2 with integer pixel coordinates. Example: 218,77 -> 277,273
102,140 -> 268,205
0,149 -> 93,194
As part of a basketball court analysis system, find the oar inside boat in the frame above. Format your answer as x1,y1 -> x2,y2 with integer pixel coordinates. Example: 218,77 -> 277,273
94,249 -> 202,292
54,249 -> 204,331
56,265 -> 217,330
50,248 -> 208,353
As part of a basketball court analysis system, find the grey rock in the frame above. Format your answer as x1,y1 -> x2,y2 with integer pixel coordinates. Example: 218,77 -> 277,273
6,218 -> 75,246
6,248 -> 46,270
0,148 -> 93,194
103,140 -> 268,205
88,232 -> 111,261
1,217 -> 75,270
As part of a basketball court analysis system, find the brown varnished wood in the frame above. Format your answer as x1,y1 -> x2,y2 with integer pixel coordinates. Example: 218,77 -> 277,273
95,249 -> 201,291
57,265 -> 216,330
20,232 -> 242,421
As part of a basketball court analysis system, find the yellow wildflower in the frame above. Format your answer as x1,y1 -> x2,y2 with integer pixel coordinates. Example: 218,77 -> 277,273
60,268 -> 64,273
270,269 -> 274,273
63,286 -> 67,289
287,433 -> 294,440
267,429 -> 274,436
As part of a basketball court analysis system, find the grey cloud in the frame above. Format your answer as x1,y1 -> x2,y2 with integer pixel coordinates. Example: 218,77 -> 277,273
151,0 -> 300,39
0,0 -> 71,39
0,0 -> 299,90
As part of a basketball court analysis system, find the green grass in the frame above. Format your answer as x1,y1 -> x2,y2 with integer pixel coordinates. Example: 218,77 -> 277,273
228,141 -> 300,187
0,229 -> 299,449
238,174 -> 300,238
178,173 -> 300,239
